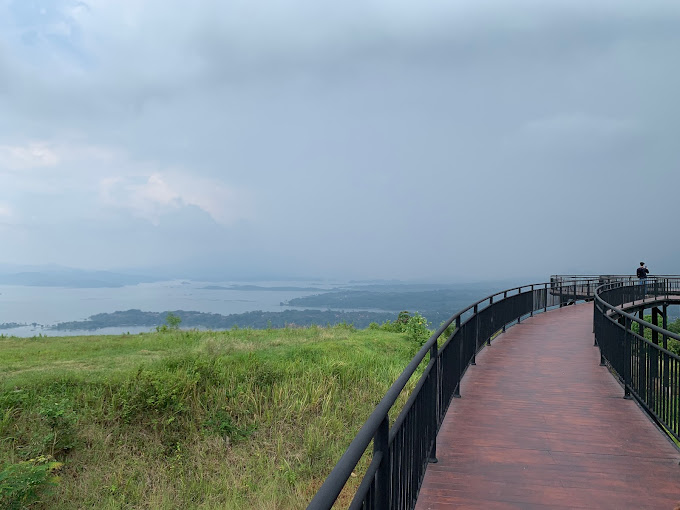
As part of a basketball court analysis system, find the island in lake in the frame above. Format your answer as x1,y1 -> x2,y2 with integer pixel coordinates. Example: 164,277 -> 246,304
51,309 -> 397,331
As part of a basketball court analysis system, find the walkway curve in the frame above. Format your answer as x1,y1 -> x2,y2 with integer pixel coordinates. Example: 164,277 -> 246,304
416,302 -> 680,509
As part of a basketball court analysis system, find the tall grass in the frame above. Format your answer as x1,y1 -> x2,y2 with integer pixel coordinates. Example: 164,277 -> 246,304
0,325 -> 422,509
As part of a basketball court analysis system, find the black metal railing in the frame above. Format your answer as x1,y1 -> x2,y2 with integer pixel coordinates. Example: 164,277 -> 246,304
594,277 -> 680,444
550,274 -> 680,296
307,278 -> 600,510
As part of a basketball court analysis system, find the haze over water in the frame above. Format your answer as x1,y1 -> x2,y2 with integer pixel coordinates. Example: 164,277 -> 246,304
0,280 -> 338,337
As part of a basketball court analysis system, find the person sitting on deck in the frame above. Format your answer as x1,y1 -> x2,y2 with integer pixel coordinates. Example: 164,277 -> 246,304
637,261 -> 649,296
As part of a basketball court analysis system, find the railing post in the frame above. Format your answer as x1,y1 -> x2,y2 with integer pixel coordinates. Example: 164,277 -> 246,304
598,305 -> 606,366
632,280 -> 636,306
662,304 -> 668,349
487,296 -> 493,345
502,291 -> 507,332
639,328 -> 647,404
624,317 -> 633,399
663,304 -> 669,392
471,305 -> 478,365
652,307 -> 659,346
638,309 -> 644,340
429,342 -> 439,464
559,282 -> 563,308
374,417 -> 390,510
453,316 -> 462,398
593,294 -> 597,337
530,285 -> 534,317
544,283 -> 548,313
517,287 -> 522,324
649,307 -> 660,411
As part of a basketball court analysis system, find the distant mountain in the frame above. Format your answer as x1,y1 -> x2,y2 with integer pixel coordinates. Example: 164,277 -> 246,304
0,269 -> 160,288
201,284 -> 334,291
283,288 -> 496,314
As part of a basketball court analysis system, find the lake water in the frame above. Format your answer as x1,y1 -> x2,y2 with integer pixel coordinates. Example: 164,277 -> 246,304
0,280 -> 341,337
2,280 -> 677,338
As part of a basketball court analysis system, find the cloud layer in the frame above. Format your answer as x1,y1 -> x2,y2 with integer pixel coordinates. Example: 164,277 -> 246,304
1,0 -> 679,280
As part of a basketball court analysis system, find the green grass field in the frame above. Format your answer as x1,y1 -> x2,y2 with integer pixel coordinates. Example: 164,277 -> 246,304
0,326 -> 424,509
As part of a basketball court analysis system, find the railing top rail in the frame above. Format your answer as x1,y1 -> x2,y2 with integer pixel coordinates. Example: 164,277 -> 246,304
594,277 -> 680,344
307,278 -> 591,508
552,274 -> 679,279
458,278 -> 596,313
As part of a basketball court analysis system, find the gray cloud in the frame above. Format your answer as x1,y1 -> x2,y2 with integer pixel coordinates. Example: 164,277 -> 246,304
1,0 -> 679,281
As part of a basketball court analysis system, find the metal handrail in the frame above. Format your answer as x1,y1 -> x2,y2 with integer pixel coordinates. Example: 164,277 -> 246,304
593,277 -> 680,443
594,276 -> 680,347
307,278 -> 600,510
552,274 -> 679,280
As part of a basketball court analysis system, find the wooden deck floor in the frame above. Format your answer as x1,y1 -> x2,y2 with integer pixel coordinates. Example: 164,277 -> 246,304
415,303 -> 680,509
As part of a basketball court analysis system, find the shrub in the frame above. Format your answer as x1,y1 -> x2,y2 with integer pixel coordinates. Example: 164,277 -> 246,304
201,408 -> 256,442
336,321 -> 356,331
0,456 -> 62,510
367,312 -> 435,343
404,313 -> 431,347
116,366 -> 197,421
37,398 -> 78,456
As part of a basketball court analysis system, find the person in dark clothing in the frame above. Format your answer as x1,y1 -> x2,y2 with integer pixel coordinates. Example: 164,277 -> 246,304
637,262 -> 649,295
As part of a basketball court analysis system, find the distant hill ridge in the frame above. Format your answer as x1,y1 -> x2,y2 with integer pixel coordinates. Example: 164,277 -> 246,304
0,270 -> 159,288
51,309 -> 398,331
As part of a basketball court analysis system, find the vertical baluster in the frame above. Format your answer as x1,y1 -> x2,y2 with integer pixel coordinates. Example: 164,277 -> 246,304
374,417 -> 390,510
488,296 -> 493,346
624,317 -> 633,399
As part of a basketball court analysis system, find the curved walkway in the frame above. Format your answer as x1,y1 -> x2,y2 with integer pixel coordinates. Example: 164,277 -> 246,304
416,303 -> 680,509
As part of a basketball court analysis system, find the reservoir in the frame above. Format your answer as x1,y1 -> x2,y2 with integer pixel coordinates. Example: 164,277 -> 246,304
0,280 -> 338,337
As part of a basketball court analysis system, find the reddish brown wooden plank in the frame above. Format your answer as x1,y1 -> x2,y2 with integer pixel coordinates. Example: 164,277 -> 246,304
415,303 -> 680,509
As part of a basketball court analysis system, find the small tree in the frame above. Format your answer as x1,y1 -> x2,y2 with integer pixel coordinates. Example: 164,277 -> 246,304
165,313 -> 181,330
396,311 -> 411,329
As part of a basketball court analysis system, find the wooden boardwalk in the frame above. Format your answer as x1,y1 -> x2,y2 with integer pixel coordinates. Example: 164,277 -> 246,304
415,303 -> 680,509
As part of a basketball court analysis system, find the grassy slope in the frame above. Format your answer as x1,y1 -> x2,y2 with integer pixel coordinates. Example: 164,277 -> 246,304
0,326 -> 423,509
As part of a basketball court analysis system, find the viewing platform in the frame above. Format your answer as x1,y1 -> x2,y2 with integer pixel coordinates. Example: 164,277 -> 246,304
308,277 -> 680,510
415,303 -> 680,509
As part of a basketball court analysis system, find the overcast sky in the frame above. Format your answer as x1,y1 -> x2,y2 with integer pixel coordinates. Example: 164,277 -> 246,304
1,0 -> 678,282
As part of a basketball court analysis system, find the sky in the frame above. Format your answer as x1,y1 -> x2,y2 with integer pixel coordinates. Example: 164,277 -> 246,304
1,0 -> 679,282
